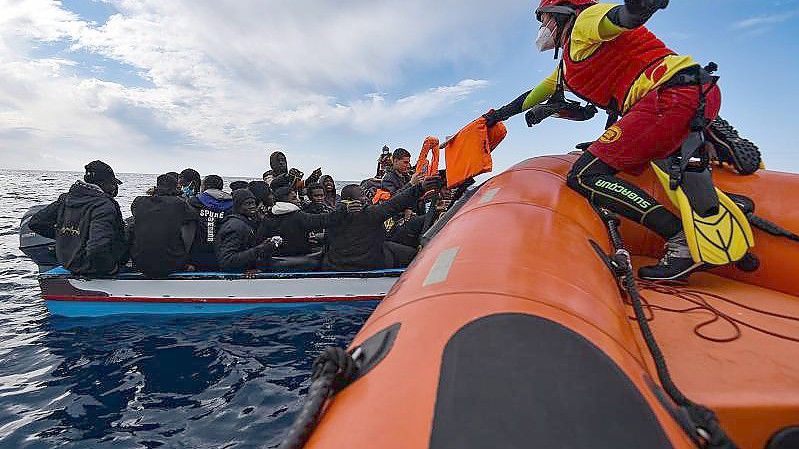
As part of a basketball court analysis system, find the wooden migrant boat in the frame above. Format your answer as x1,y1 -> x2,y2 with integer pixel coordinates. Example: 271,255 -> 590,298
36,267 -> 400,317
20,208 -> 400,317
297,155 -> 799,449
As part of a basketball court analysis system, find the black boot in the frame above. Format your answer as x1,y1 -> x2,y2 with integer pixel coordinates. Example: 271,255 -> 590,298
705,116 -> 762,175
638,232 -> 704,281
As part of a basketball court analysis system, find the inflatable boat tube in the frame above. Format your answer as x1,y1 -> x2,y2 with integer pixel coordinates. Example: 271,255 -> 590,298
302,155 -> 799,449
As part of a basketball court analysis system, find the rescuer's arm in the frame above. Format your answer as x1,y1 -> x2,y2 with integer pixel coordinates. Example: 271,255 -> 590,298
607,0 -> 669,29
484,68 -> 559,126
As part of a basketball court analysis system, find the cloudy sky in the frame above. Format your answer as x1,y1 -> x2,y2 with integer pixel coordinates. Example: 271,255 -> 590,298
1,0 -> 797,180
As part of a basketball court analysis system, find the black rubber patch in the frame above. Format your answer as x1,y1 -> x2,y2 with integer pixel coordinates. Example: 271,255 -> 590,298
350,323 -> 401,383
767,427 -> 799,449
429,313 -> 675,449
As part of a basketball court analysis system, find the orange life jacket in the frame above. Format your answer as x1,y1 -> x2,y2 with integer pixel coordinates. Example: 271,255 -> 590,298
416,136 -> 440,177
562,26 -> 674,112
444,117 -> 507,188
372,188 -> 392,204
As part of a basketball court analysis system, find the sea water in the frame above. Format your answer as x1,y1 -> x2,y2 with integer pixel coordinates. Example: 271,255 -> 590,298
0,170 -> 374,448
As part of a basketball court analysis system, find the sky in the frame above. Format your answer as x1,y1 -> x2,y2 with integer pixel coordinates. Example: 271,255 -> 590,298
1,0 -> 797,180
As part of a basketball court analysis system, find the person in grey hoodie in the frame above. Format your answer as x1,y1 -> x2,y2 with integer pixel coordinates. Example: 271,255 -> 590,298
187,174 -> 233,270
257,187 -> 346,257
29,160 -> 127,275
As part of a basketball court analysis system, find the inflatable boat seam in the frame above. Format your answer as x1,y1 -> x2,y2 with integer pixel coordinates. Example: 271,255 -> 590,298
361,291 -> 646,365
443,200 -> 607,246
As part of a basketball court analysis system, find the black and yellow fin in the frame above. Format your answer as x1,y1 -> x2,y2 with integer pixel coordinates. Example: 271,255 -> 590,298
651,162 -> 754,265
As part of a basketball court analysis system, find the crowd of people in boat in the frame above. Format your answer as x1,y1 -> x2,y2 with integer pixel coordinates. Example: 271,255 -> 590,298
28,148 -> 466,277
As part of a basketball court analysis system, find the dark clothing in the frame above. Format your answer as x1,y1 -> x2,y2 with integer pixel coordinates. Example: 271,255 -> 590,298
319,175 -> 339,208
323,193 -> 340,209
130,192 -> 199,277
388,214 -> 427,248
566,150 -> 681,240
302,202 -> 334,215
187,189 -> 233,269
258,203 -> 344,256
380,168 -> 411,194
360,177 -> 382,201
215,214 -> 273,272
323,185 -> 423,271
29,181 -> 127,275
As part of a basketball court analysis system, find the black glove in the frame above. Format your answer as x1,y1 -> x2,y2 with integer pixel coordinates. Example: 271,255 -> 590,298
483,109 -> 502,128
423,175 -> 443,192
625,0 -> 668,15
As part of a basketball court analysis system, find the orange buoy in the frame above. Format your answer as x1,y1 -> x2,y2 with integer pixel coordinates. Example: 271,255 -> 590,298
303,155 -> 799,449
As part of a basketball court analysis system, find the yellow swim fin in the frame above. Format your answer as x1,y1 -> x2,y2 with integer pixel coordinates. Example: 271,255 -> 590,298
651,162 -> 754,265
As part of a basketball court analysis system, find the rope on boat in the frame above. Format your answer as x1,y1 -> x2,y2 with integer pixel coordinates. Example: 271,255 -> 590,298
634,280 -> 799,344
593,207 -> 739,449
278,347 -> 359,449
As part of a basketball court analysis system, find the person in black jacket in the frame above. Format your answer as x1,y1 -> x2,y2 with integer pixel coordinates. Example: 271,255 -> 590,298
302,183 -> 333,215
215,189 -> 282,272
258,187 -> 345,257
380,147 -> 413,194
29,160 -> 127,275
129,174 -> 199,277
322,175 -> 438,272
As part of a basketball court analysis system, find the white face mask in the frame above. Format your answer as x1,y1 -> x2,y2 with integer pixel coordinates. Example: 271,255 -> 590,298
535,26 -> 556,52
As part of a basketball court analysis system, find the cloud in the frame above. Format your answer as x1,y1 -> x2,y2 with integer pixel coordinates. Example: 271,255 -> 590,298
731,10 -> 798,30
0,0 -> 517,177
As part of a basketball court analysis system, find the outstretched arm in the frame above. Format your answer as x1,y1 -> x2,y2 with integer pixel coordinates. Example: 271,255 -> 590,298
485,68 -> 559,126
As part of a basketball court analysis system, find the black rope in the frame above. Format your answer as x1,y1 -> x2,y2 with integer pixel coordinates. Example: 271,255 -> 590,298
278,347 -> 358,449
594,207 -> 738,449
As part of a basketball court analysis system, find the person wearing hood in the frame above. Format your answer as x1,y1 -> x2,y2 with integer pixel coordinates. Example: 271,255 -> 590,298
262,151 -> 289,185
318,175 -> 339,209
187,174 -> 233,270
258,186 -> 346,257
215,189 -> 282,272
29,160 -> 128,275
129,174 -> 199,277
178,168 -> 201,199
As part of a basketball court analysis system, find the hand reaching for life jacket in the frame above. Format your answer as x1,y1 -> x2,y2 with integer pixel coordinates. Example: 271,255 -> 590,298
483,109 -> 502,128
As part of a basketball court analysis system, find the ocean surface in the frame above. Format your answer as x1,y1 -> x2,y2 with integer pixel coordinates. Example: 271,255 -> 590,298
0,169 -> 375,448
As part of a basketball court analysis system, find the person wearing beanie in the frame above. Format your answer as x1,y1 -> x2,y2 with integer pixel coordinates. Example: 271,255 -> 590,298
215,189 -> 282,272
129,174 -> 200,277
247,180 -> 274,219
229,180 -> 249,191
29,160 -> 128,275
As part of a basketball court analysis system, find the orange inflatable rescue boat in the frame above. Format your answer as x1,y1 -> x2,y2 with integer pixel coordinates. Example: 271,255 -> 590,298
284,155 -> 799,449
